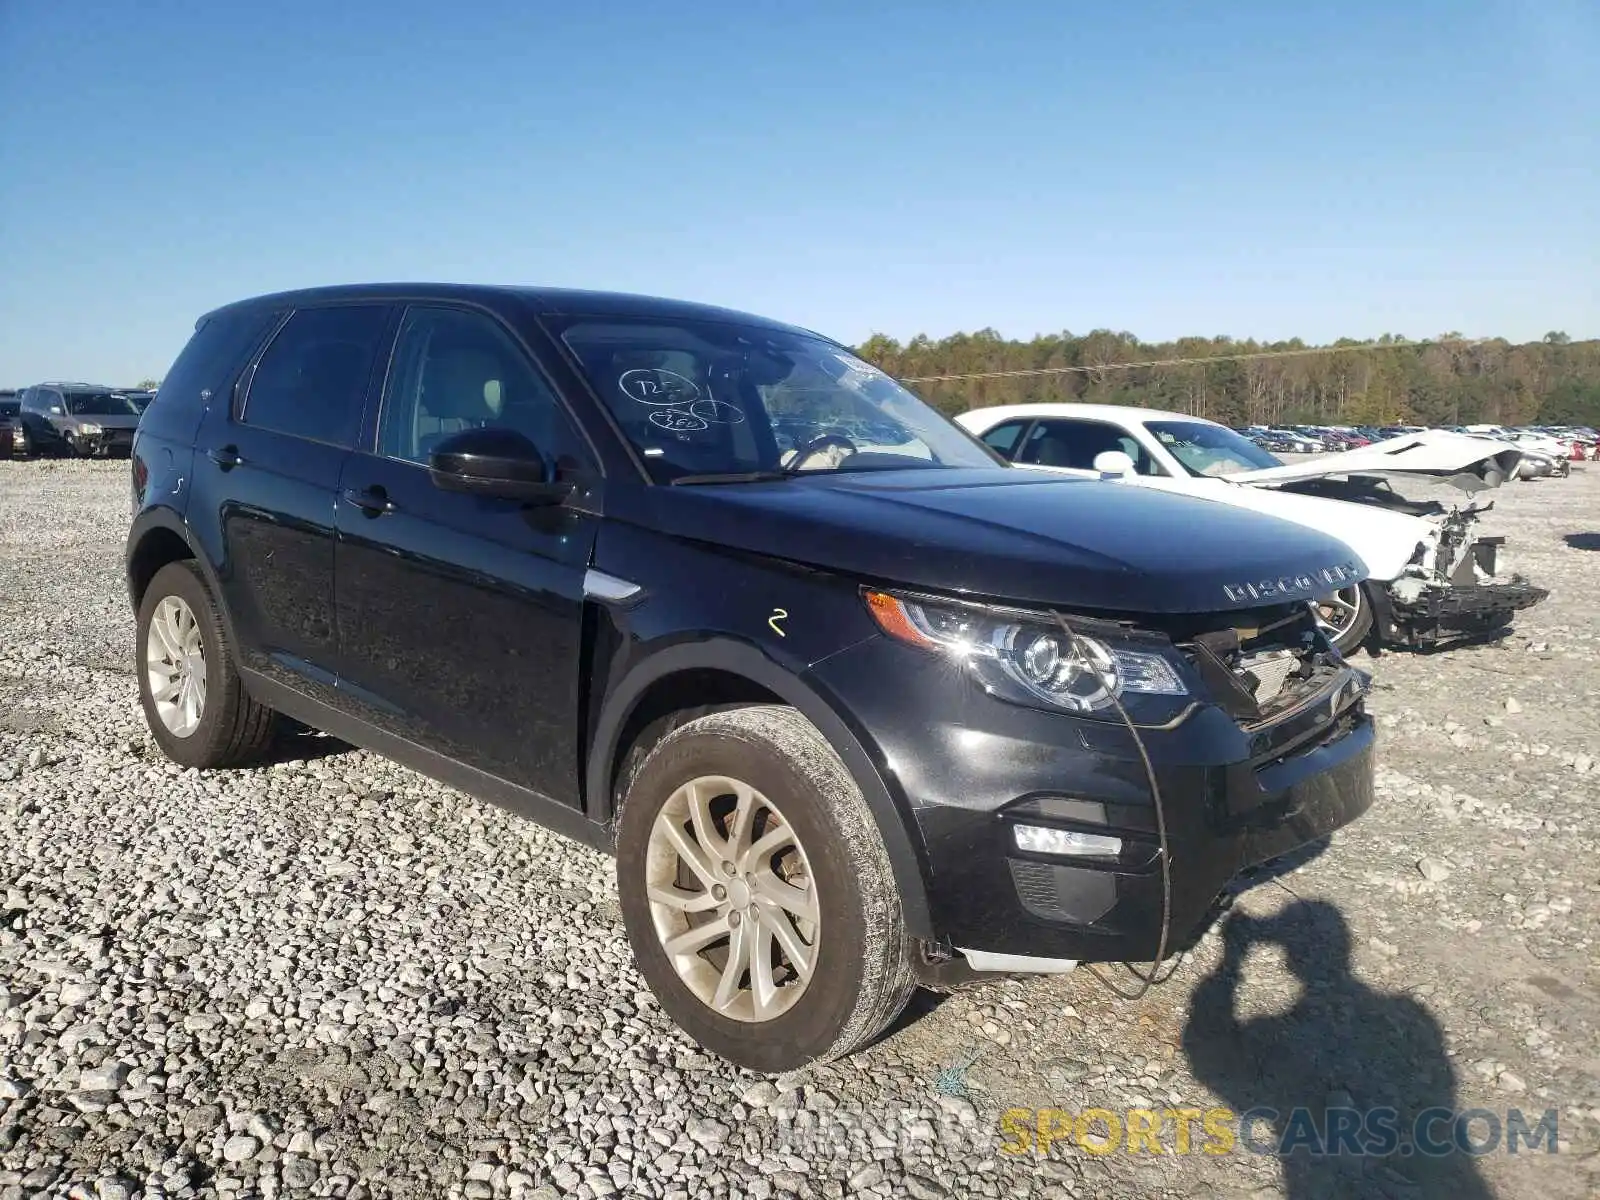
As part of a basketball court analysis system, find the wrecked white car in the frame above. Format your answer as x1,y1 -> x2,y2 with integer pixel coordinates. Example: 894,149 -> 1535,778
955,404 -> 1550,653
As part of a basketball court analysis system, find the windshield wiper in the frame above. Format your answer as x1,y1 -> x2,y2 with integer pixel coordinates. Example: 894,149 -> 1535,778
669,470 -> 791,486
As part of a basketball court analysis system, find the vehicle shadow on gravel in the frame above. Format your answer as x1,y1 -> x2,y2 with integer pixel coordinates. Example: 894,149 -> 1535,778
259,726 -> 353,765
1183,899 -> 1494,1200
1230,837 -> 1330,894
1561,532 -> 1600,551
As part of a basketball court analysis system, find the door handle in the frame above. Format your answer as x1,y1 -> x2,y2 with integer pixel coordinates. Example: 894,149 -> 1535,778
207,445 -> 244,468
343,486 -> 397,515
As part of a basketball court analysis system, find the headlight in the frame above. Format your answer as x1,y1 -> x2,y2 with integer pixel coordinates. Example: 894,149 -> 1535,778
863,589 -> 1188,717
78,423 -> 102,436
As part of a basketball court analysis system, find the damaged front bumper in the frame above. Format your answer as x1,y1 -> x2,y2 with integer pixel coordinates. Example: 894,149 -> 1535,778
1377,536 -> 1550,647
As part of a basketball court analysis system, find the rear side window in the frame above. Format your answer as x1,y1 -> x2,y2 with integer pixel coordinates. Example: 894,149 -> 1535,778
242,305 -> 390,446
156,308 -> 282,419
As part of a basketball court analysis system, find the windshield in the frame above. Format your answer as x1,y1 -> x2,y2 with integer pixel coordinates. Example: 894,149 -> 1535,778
64,390 -> 139,416
555,317 -> 1000,482
1146,419 -> 1284,477
0,400 -> 18,418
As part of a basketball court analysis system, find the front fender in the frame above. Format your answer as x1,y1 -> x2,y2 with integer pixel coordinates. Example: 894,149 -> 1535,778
586,635 -> 935,938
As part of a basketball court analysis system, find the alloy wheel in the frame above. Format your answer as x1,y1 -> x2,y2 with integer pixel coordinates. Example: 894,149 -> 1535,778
1314,585 -> 1364,640
644,775 -> 819,1022
146,595 -> 207,737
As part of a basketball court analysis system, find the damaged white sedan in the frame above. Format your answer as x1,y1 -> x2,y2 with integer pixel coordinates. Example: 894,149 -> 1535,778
955,404 -> 1550,653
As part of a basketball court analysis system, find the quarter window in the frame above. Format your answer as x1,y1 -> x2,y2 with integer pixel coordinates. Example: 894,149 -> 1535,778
377,306 -> 583,472
242,306 -> 390,446
978,419 -> 1031,457
158,310 -> 282,418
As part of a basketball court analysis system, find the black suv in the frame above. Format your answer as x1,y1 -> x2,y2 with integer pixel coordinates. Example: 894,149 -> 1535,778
127,284 -> 1376,1072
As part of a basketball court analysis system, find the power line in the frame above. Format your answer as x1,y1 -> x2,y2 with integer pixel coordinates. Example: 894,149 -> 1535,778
897,336 -> 1489,385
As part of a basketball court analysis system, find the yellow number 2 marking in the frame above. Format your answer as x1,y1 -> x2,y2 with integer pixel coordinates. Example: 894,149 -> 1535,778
768,608 -> 788,637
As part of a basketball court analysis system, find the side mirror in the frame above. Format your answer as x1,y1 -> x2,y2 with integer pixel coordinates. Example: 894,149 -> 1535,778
1093,450 -> 1135,477
427,427 -> 573,505
49,406 -> 63,415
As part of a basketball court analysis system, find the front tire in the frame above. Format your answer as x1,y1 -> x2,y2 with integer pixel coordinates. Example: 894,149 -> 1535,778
136,561 -> 278,768
616,705 -> 917,1073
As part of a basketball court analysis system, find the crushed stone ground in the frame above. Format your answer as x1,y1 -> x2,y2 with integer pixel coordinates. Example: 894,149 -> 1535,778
2,458 -> 1596,1200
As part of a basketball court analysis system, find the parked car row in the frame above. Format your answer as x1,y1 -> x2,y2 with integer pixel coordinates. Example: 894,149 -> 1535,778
1445,424 -> 1598,475
1234,423 -> 1444,453
0,382 -> 148,458
1233,420 -> 1598,472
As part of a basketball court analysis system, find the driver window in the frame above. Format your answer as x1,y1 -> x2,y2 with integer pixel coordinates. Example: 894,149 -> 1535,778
1018,419 -> 1158,474
378,306 -> 580,469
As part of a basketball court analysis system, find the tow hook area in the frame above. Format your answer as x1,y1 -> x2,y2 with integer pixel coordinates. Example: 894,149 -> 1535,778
913,940 -> 991,990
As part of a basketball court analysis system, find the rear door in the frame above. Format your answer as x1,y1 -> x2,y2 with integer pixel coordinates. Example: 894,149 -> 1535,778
333,303 -> 600,806
188,303 -> 394,702
134,307 -> 285,520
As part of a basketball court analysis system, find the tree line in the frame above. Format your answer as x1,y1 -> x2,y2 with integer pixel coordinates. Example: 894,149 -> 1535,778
853,329 -> 1600,429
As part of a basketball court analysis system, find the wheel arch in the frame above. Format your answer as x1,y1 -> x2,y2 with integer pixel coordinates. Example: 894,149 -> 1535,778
125,509 -> 229,626
587,638 -> 935,938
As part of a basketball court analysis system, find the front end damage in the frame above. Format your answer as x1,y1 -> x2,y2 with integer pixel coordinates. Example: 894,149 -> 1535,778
1284,474 -> 1550,647
1375,509 -> 1548,647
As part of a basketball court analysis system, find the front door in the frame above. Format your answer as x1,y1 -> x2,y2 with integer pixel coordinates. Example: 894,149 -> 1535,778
188,303 -> 394,700
333,304 -> 600,807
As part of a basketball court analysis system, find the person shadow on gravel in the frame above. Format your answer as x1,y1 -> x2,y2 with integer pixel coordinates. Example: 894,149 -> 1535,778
1183,899 -> 1494,1200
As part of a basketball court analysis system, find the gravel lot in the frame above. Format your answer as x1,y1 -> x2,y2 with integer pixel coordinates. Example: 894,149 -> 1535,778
2,459 -> 1597,1200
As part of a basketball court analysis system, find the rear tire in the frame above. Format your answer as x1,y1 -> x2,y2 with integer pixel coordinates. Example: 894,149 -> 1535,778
137,561 -> 278,768
615,705 -> 917,1073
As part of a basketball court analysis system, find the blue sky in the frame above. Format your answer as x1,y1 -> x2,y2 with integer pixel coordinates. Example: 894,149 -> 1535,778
1,0 -> 1595,384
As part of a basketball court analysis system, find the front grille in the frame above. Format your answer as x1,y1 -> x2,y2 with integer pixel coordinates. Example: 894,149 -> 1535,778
1171,601 -> 1340,724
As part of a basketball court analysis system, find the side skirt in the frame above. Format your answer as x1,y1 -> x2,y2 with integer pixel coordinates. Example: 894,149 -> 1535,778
241,667 -> 613,854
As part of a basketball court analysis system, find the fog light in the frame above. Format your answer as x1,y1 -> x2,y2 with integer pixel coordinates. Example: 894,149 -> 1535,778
1012,824 -> 1122,858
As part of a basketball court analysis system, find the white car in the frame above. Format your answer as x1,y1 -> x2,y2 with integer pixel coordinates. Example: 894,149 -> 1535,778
1458,428 -> 1565,479
1501,431 -> 1573,476
955,404 -> 1550,653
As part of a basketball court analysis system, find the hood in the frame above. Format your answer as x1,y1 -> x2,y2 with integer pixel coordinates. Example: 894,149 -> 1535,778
618,468 -> 1367,614
1230,430 -> 1523,492
1130,475 -> 1432,582
69,412 -> 141,431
